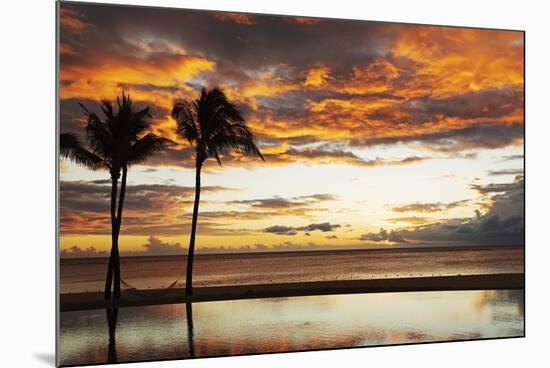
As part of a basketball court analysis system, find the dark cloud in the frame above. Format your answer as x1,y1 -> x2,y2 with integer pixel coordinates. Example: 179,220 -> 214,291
501,154 -> 524,161
297,222 -> 341,232
359,228 -> 409,243
60,245 -> 107,258
61,179 -> 341,236
283,147 -> 430,167
60,180 -> 233,213
350,123 -> 524,153
59,3 -> 395,88
139,235 -> 186,255
60,180 -> 239,236
263,225 -> 297,236
402,88 -> 523,122
61,236 -> 187,257
232,193 -> 336,209
470,178 -> 523,195
263,222 -> 340,235
364,176 -> 524,246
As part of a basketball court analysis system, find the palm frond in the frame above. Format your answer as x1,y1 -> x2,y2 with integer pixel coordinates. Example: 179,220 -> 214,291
85,111 -> 114,159
172,101 -> 199,144
130,106 -> 152,137
127,133 -> 169,166
59,133 -> 105,170
172,86 -> 264,165
208,133 -> 264,162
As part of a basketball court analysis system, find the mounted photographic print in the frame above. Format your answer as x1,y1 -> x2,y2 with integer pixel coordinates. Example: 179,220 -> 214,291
56,1 -> 525,366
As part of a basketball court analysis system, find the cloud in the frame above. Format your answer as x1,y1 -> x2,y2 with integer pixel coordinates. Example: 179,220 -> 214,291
350,123 -> 524,153
304,66 -> 331,88
58,4 -> 525,249
59,2 -> 524,172
367,176 -> 524,246
501,154 -> 524,161
470,178 -> 523,194
60,180 -> 233,213
139,235 -> 186,255
60,178 -> 341,236
297,222 -> 341,232
214,12 -> 256,25
59,5 -> 85,32
60,180 -> 239,236
60,245 -> 106,258
391,199 -> 469,213
263,222 -> 340,235
258,145 -> 431,167
359,228 -> 409,243
263,225 -> 297,236
402,88 -> 523,121
384,217 -> 433,225
488,168 -> 524,176
232,193 -> 335,210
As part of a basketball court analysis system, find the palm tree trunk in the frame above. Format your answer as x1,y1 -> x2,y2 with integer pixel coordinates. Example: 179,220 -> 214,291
186,159 -> 202,296
104,176 -> 119,300
112,166 -> 128,299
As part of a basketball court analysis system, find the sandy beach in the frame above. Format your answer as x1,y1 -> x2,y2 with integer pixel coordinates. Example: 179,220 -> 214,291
60,273 -> 524,312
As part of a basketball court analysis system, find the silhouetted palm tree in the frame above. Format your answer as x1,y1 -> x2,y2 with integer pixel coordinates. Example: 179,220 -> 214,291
172,87 -> 264,296
60,92 -> 166,300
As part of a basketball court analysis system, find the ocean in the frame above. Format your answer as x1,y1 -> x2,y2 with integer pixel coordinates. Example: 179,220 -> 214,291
59,245 -> 524,293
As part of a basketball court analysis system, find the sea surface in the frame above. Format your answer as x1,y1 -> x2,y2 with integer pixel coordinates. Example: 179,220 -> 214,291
58,289 -> 524,366
59,246 -> 524,293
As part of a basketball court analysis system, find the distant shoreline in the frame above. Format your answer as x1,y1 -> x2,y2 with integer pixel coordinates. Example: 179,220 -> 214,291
60,244 -> 524,263
60,273 -> 524,312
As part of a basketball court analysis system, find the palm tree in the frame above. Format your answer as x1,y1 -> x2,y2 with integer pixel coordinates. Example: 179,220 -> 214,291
60,92 -> 166,300
172,87 -> 264,296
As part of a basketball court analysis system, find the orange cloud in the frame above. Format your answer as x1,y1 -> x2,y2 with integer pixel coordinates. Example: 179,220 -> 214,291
59,4 -> 524,171
292,17 -> 321,25
304,66 -> 331,88
214,12 -> 256,25
392,26 -> 523,97
61,55 -> 214,94
59,5 -> 85,32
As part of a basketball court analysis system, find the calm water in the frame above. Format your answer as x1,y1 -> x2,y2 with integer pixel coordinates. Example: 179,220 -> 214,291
60,246 -> 524,293
58,289 -> 524,366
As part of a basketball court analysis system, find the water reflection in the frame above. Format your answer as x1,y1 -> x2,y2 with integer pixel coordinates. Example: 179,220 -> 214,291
59,290 -> 524,366
186,302 -> 195,358
106,308 -> 118,364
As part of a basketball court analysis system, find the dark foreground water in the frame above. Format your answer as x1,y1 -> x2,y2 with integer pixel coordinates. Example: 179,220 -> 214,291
60,246 -> 524,293
58,289 -> 524,366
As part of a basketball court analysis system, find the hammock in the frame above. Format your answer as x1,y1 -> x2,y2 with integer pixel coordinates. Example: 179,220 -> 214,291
119,270 -> 187,298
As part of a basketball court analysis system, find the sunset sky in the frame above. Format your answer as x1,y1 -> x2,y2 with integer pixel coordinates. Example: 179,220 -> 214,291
58,2 -> 524,256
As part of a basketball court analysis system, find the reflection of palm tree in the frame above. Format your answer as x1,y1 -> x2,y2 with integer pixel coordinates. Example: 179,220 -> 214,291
106,308 -> 119,363
172,87 -> 264,296
60,92 -> 166,299
185,302 -> 195,358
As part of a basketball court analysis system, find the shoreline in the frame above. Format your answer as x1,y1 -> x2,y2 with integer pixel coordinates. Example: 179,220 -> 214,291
60,273 -> 524,312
